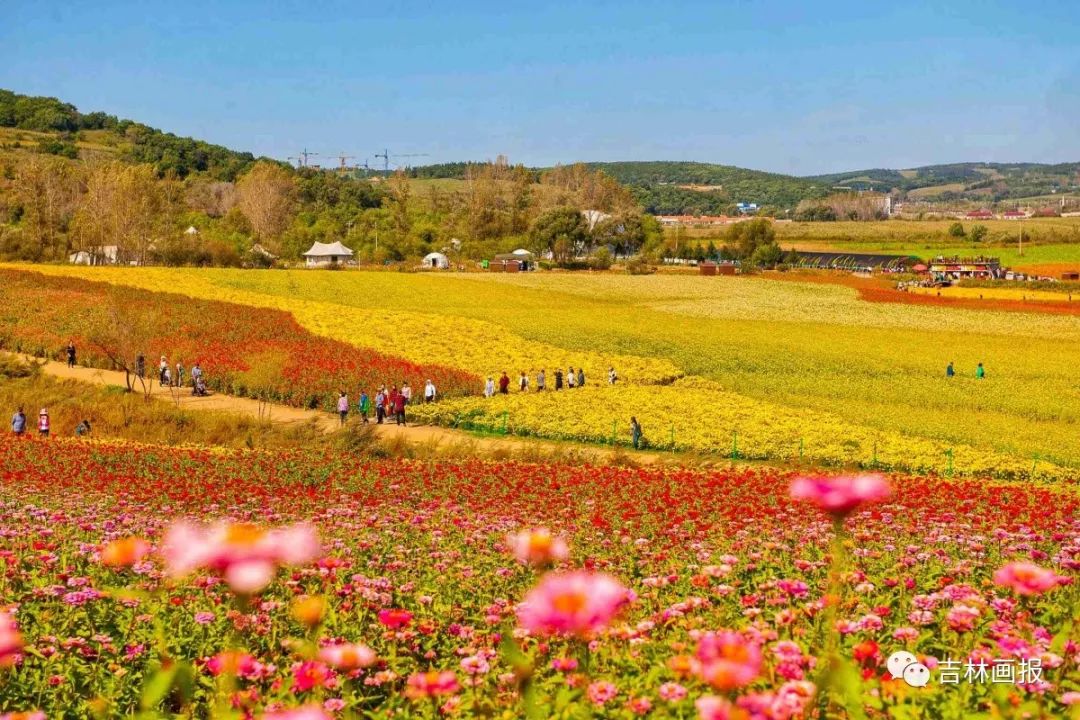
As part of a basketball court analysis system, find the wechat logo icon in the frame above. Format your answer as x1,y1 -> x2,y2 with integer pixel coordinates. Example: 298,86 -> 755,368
888,651 -> 931,688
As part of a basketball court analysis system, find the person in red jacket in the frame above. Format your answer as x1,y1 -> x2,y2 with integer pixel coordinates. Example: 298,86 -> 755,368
393,389 -> 407,426
498,371 -> 510,395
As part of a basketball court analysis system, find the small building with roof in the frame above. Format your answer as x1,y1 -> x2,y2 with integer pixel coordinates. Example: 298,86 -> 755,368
302,241 -> 354,268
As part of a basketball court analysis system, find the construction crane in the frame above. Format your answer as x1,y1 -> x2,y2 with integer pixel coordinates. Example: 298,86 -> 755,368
335,153 -> 356,173
374,148 -> 430,172
298,148 -> 319,167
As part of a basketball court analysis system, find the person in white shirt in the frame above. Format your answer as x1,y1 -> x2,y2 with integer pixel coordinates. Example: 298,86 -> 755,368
401,382 -> 412,405
484,377 -> 495,398
424,379 -> 436,403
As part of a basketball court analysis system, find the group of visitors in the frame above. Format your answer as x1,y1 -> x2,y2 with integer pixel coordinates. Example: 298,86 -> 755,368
152,354 -> 206,395
337,379 -> 436,427
10,406 -> 91,438
483,366 -> 617,397
946,361 -> 987,379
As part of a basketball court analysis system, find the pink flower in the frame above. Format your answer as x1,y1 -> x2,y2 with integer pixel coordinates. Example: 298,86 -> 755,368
261,706 -> 332,720
194,612 -> 215,625
946,604 -> 981,633
292,661 -> 329,693
460,654 -> 490,675
405,671 -> 460,699
377,609 -> 413,629
658,682 -> 687,702
1061,692 -> 1080,706
0,713 -> 46,720
318,643 -> 376,670
627,696 -> 653,714
0,611 -> 23,667
508,528 -> 569,566
587,681 -> 618,706
696,695 -> 739,720
693,631 -> 762,690
993,562 -> 1061,596
517,571 -> 630,637
789,474 -> 891,516
162,521 -> 320,594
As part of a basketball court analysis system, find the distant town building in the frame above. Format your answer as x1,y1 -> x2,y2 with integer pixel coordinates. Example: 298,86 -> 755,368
965,209 -> 995,220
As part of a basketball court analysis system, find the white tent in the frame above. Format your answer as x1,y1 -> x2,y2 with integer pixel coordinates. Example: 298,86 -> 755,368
184,225 -> 200,235
511,248 -> 534,257
303,241 -> 354,267
423,251 -> 450,269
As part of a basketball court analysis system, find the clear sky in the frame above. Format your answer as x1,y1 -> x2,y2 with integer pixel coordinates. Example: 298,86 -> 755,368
2,0 -> 1078,175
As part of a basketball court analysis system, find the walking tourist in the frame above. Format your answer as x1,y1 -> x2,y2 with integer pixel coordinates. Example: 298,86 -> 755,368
191,363 -> 203,389
11,407 -> 26,436
65,340 -> 76,368
337,391 -> 349,426
358,390 -> 370,423
375,387 -> 387,424
537,368 -> 546,391
159,356 -> 168,384
135,354 -> 146,380
175,361 -> 185,387
631,416 -> 642,450
946,361 -> 955,377
38,408 -> 50,437
424,379 -> 436,403
499,372 -> 510,394
519,371 -> 529,392
567,367 -> 577,389
608,367 -> 617,385
484,377 -> 496,398
393,390 -> 407,426
554,369 -> 563,391
401,382 -> 412,406
577,367 -> 585,388
162,365 -> 172,388
976,362 -> 986,379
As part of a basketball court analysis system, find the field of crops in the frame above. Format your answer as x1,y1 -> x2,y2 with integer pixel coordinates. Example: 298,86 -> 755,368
8,264 -> 1080,480
0,435 -> 1077,718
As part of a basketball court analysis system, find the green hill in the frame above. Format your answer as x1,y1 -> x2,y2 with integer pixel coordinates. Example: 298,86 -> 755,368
806,162 -> 1080,201
0,89 -> 257,180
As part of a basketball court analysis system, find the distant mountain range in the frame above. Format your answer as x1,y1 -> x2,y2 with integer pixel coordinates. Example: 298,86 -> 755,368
4,89 -> 1079,214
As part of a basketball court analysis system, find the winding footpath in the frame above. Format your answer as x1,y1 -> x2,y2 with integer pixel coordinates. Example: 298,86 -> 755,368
11,353 -> 665,464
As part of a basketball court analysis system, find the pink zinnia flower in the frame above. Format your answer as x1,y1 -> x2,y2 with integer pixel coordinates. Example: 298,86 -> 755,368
0,713 -> 46,720
318,643 -> 376,670
162,521 -> 319,594
508,528 -> 569,566
658,682 -> 687,701
587,681 -> 618,706
993,562 -> 1061,596
0,611 -> 23,667
261,706 -> 332,720
693,630 -> 762,691
405,670 -> 460,699
695,695 -> 739,720
292,661 -> 329,693
789,474 -> 891,516
377,609 -> 413,629
517,571 -> 630,637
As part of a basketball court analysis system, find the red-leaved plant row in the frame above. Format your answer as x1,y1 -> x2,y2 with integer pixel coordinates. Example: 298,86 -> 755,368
0,269 -> 478,409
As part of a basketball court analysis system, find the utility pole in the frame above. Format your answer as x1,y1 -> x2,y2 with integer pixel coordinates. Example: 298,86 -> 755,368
1019,217 -> 1023,256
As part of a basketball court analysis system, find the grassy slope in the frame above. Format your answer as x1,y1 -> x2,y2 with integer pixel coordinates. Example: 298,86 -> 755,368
14,264 -> 1080,474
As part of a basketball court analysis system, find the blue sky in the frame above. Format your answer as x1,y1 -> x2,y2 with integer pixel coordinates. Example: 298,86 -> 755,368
2,0 -> 1078,174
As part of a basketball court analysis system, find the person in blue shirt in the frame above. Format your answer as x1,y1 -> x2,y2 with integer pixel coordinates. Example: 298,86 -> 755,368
946,361 -> 955,377
11,407 -> 26,435
976,363 -> 986,379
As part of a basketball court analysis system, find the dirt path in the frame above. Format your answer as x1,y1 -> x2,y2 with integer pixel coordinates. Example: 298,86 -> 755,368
16,354 -> 666,464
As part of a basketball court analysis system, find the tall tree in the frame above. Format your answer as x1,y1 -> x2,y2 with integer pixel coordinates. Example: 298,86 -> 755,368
72,161 -> 170,265
235,161 -> 297,253
13,154 -> 82,260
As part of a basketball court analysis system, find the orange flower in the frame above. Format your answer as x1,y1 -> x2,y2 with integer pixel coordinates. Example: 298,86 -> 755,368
100,537 -> 151,568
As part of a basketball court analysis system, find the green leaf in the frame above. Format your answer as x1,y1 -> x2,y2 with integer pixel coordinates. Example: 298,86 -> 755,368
140,664 -> 178,711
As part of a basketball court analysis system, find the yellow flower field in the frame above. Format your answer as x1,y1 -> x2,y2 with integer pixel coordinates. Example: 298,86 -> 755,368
408,379 -> 1075,481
